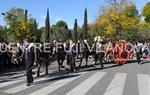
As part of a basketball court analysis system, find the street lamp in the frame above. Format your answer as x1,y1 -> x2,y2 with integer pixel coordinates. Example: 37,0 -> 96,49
1,13 -> 6,28
1,13 -> 5,16
1,12 -> 7,42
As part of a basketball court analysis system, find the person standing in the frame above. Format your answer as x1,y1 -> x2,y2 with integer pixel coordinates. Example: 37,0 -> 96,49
66,40 -> 77,73
96,40 -> 105,68
135,42 -> 142,64
0,44 -> 5,72
16,39 -> 36,86
83,39 -> 90,66
56,41 -> 66,71
0,43 -> 7,72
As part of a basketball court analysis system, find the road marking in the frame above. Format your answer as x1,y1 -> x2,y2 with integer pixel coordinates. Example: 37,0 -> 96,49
0,73 -> 24,80
66,72 -> 106,95
137,74 -> 150,95
29,72 -> 87,95
3,77 -> 46,93
103,73 -> 127,95
0,70 -> 54,88
0,69 -> 54,80
0,79 -> 23,88
0,72 -> 45,88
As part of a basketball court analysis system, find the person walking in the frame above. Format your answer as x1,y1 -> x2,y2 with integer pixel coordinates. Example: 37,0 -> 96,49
96,39 -> 105,68
56,41 -> 66,71
16,39 -> 36,86
66,40 -> 77,73
0,43 -> 7,72
135,42 -> 142,64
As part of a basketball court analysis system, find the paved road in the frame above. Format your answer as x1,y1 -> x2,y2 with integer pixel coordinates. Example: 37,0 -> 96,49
0,59 -> 149,95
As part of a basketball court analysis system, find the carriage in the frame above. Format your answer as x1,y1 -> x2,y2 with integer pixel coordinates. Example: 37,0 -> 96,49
105,40 -> 134,65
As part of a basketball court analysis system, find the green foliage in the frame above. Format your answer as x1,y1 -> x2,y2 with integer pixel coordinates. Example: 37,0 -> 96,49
24,9 -> 28,22
27,19 -> 41,42
50,20 -> 70,41
4,7 -> 37,42
45,8 -> 50,42
123,2 -> 139,17
139,22 -> 150,42
0,25 -> 6,42
88,23 -> 104,38
2,1 -> 150,43
83,8 -> 88,39
142,2 -> 150,23
73,19 -> 78,43
94,0 -> 140,40
39,27 -> 45,42
55,20 -> 68,29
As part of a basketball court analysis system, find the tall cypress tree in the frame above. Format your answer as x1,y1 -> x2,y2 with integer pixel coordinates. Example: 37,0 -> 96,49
34,19 -> 38,37
34,19 -> 41,42
30,19 -> 37,42
24,9 -> 28,22
34,19 -> 37,30
45,8 -> 50,42
83,8 -> 88,39
73,19 -> 78,43
23,9 -> 28,40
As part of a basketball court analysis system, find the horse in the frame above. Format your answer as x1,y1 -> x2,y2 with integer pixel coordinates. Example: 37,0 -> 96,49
11,43 -> 54,77
77,41 -> 97,68
54,42 -> 67,71
36,43 -> 54,77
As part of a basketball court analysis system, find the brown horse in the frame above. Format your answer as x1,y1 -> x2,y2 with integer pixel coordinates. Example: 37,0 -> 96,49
36,44 -> 54,77
11,44 -> 54,77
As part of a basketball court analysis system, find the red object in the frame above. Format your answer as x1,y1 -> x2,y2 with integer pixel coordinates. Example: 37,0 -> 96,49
112,40 -> 132,65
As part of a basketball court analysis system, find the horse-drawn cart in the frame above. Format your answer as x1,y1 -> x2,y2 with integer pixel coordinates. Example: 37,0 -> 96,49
106,40 -> 134,65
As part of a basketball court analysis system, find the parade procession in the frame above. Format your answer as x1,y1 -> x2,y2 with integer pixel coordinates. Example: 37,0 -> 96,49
0,0 -> 150,95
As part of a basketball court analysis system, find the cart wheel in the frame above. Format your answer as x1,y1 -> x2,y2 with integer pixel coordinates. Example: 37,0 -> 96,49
113,52 -> 128,65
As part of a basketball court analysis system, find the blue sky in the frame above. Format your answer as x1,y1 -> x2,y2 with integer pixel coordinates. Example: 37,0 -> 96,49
0,0 -> 149,29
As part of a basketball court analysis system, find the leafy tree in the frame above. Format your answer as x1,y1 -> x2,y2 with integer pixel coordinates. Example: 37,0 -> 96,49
28,19 -> 41,42
88,23 -> 103,38
0,25 -> 6,42
142,2 -> 150,23
39,27 -> 45,42
4,7 -> 35,42
139,21 -> 150,42
50,20 -> 69,41
94,0 -> 140,40
123,2 -> 138,17
139,2 -> 150,42
55,20 -> 68,29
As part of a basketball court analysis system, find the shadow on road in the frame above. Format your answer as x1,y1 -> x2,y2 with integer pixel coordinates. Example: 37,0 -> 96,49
140,60 -> 150,64
34,71 -> 82,84
81,64 -> 122,72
